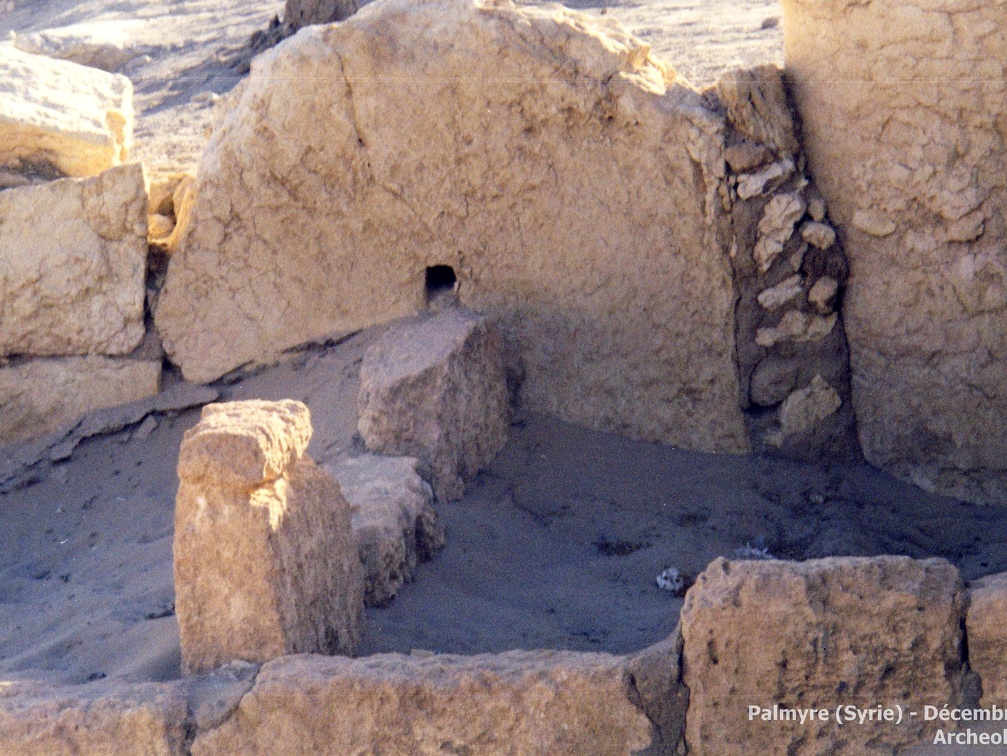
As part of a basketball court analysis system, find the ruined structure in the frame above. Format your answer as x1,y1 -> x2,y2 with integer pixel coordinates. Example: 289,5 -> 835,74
154,0 -> 751,454
782,0 -> 1007,503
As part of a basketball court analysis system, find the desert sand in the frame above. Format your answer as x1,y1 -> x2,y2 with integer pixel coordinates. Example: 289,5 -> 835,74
0,0 -> 1001,713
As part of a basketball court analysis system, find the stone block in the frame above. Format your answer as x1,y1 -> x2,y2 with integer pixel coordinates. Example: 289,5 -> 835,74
782,0 -> 1007,503
681,556 -> 970,754
0,46 -> 132,177
153,0 -> 749,454
966,572 -> 1007,707
192,650 -> 654,754
174,399 -> 365,675
0,680 -> 187,756
0,355 -> 160,447
358,309 -> 509,501
0,164 -> 148,357
328,453 -> 445,606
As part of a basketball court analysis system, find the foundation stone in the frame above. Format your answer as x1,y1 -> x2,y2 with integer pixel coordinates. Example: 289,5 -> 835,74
0,680 -> 187,756
0,164 -> 148,358
358,309 -> 509,501
328,453 -> 445,606
0,354 -> 160,447
191,650 -> 654,754
682,556 -> 971,754
966,572 -> 1007,707
174,399 -> 365,675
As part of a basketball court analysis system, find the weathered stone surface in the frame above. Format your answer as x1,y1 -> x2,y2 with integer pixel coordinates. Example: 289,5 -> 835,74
0,355 -> 160,447
192,651 -> 654,754
783,0 -> 1007,503
807,275 -> 838,314
0,164 -> 148,357
966,572 -> 1007,707
0,679 -> 188,755
800,220 -> 835,250
358,309 -> 509,501
154,0 -> 749,454
766,374 -> 842,447
736,158 -> 793,200
756,273 -> 802,311
755,310 -> 836,348
328,453 -> 445,606
753,192 -> 805,273
174,400 -> 365,675
625,628 -> 689,754
724,140 -> 773,174
716,65 -> 798,158
682,556 -> 971,754
0,46 -> 132,177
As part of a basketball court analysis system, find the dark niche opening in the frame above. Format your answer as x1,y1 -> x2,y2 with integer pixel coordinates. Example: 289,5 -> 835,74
425,265 -> 458,305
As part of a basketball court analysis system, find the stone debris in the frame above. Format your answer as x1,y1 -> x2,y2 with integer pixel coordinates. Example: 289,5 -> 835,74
358,309 -> 509,502
152,0 -> 749,454
736,158 -> 793,200
807,194 -> 826,222
807,275 -> 839,314
0,46 -> 132,177
800,220 -> 836,249
755,311 -> 836,348
966,572 -> 1007,707
765,374 -> 842,447
0,355 -> 160,447
753,193 -> 806,273
681,556 -> 972,754
756,274 -> 803,311
0,164 -> 148,358
328,454 -> 445,607
191,651 -> 655,755
174,400 -> 365,675
0,679 -> 188,755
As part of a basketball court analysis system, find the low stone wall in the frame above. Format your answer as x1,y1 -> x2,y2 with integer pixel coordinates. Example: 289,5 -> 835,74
781,0 -> 1007,503
7,556 -> 1007,754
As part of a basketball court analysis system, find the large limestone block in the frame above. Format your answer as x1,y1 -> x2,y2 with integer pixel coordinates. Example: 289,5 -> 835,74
154,0 -> 749,454
0,355 -> 160,447
0,164 -> 148,357
0,46 -> 132,177
781,0 -> 1007,503
0,680 -> 188,755
682,556 -> 970,754
328,454 -> 445,606
358,309 -> 509,501
192,650 -> 654,754
966,572 -> 1007,707
174,400 -> 365,675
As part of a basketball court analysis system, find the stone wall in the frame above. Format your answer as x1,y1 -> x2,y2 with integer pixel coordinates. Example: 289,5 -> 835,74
781,0 -> 1007,503
154,0 -> 750,454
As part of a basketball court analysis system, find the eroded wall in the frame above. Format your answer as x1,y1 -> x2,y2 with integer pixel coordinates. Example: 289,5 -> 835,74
782,0 -> 1007,503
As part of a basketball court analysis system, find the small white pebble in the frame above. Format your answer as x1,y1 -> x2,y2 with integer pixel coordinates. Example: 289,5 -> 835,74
656,567 -> 684,592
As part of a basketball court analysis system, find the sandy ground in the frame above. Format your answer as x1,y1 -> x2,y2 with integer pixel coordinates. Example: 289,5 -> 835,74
3,323 -> 1007,688
0,4 -> 1000,746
